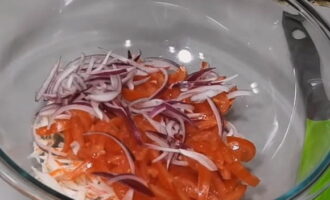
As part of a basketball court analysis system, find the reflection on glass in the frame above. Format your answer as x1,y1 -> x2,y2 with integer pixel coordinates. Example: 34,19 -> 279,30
199,52 -> 205,60
64,0 -> 74,6
250,82 -> 259,94
262,115 -> 279,152
169,46 -> 176,53
177,49 -> 192,63
124,40 -> 132,48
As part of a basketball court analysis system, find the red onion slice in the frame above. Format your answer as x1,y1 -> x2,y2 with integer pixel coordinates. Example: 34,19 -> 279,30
218,74 -> 238,83
131,98 -> 164,109
91,101 -> 104,120
84,131 -> 136,173
149,105 -> 167,118
101,51 -> 112,66
152,152 -> 168,163
91,54 -> 113,73
121,106 -> 143,144
110,53 -> 158,74
135,69 -> 149,76
133,76 -> 150,86
127,78 -> 135,90
143,114 -> 167,134
37,103 -> 61,117
93,172 -> 154,196
101,102 -> 127,118
86,57 -> 96,74
177,85 -> 230,101
62,74 -> 75,90
199,71 -> 219,81
108,62 -> 132,67
51,104 -> 98,120
111,73 -> 122,90
178,118 -> 186,142
145,130 -> 167,139
122,69 -> 136,84
88,91 -> 119,102
166,152 -> 175,169
206,98 -> 223,138
149,103 -> 192,124
171,103 -> 194,113
172,75 -> 237,91
187,113 -> 206,120
190,90 -> 220,102
145,144 -> 217,171
36,59 -> 61,101
145,132 -> 169,147
165,120 -> 177,138
104,102 -> 125,111
90,68 -> 129,76
144,143 -> 180,153
163,109 -> 192,125
72,74 -> 87,90
133,50 -> 142,62
227,90 -> 252,99
178,149 -> 217,171
87,74 -> 121,102
54,113 -> 72,120
127,50 -> 133,60
52,63 -> 81,94
226,121 -> 238,136
186,67 -> 215,81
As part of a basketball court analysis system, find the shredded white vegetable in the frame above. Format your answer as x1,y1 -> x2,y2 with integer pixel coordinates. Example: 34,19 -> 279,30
30,118 -> 118,200
31,144 -> 118,200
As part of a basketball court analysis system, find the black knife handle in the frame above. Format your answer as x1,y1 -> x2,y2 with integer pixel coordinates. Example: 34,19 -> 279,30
282,12 -> 330,120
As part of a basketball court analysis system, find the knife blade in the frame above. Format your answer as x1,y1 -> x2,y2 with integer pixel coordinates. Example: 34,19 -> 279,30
282,11 -> 330,199
282,11 -> 330,120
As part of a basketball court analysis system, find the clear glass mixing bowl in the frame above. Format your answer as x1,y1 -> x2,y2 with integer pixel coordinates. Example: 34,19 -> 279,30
0,0 -> 329,199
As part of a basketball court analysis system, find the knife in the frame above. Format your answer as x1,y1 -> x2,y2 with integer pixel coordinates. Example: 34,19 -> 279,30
282,11 -> 330,199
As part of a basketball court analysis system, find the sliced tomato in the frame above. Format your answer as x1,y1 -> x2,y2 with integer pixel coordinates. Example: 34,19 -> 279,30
149,184 -> 177,200
150,151 -> 174,191
226,136 -> 256,162
223,178 -> 240,193
224,184 -> 247,200
69,115 -> 85,147
211,175 -> 227,199
168,66 -> 187,84
212,92 -> 234,115
226,162 -> 260,187
171,165 -> 198,199
160,67 -> 187,99
112,182 -> 129,200
70,110 -> 94,131
197,165 -> 212,200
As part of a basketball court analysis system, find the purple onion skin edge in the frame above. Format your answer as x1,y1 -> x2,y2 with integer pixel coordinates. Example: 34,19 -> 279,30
123,106 -> 144,144
186,67 -> 215,81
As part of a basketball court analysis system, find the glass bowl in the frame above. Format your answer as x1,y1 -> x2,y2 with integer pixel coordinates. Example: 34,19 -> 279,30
0,0 -> 329,199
